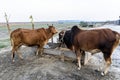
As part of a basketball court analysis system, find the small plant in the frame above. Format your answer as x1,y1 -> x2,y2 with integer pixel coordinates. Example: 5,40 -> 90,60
79,21 -> 88,27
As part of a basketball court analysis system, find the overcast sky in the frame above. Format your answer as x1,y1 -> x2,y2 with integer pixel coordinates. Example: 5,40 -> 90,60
0,0 -> 120,22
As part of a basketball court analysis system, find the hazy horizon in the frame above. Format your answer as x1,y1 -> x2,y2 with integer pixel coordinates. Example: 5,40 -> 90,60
0,0 -> 120,22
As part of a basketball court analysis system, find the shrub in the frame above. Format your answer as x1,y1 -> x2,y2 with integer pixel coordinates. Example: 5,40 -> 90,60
79,21 -> 88,27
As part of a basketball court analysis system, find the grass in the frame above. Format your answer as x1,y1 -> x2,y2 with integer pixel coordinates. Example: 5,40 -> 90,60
0,45 -> 6,49
0,38 -> 10,49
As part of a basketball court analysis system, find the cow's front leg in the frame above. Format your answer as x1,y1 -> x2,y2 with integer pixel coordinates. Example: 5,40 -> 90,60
40,48 -> 44,55
36,48 -> 39,56
36,47 -> 44,56
76,50 -> 82,70
40,42 -> 47,56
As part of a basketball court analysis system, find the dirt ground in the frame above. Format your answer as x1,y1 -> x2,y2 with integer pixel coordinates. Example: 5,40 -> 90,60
0,46 -> 120,80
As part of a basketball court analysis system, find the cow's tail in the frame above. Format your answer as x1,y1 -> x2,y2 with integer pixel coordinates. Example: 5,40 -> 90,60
10,33 -> 13,46
112,30 -> 120,44
10,37 -> 13,46
116,33 -> 120,44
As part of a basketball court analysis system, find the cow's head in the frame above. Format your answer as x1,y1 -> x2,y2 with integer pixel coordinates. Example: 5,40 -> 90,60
48,24 -> 58,34
58,30 -> 65,43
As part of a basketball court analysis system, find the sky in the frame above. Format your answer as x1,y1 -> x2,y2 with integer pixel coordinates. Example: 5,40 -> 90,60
0,0 -> 120,22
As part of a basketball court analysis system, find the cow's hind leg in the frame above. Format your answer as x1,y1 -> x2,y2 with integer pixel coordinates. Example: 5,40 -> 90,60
101,40 -> 119,76
11,47 -> 15,62
15,44 -> 23,60
11,44 -> 22,62
101,53 -> 112,76
11,46 -> 18,62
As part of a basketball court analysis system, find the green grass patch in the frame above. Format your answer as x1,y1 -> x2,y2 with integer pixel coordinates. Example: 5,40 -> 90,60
0,44 -> 7,48
0,38 -> 10,49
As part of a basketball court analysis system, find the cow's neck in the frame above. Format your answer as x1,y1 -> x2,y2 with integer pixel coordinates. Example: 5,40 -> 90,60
46,29 -> 54,39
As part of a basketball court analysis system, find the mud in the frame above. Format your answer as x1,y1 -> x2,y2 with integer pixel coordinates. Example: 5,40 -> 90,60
0,46 -> 120,80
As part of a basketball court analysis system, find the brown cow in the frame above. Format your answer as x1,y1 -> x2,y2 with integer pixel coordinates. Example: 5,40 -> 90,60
10,25 -> 58,62
60,25 -> 120,76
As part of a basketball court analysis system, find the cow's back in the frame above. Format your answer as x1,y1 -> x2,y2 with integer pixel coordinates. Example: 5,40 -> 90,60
73,28 -> 117,51
20,28 -> 48,46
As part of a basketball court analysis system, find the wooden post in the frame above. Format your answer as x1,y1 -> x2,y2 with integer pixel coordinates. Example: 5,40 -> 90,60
4,12 -> 11,35
29,15 -> 34,30
51,24 -> 54,43
51,37 -> 53,43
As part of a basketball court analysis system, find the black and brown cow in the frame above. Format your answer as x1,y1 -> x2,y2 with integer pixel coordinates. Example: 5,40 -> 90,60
10,25 -> 58,62
59,25 -> 120,76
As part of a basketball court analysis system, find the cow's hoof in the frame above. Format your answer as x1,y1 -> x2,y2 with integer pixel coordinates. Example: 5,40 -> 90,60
78,67 -> 81,70
21,58 -> 24,60
12,60 -> 15,63
35,52 -> 39,56
95,68 -> 100,72
20,57 -> 24,60
36,54 -> 38,56
101,72 -> 105,76
55,47 -> 59,50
